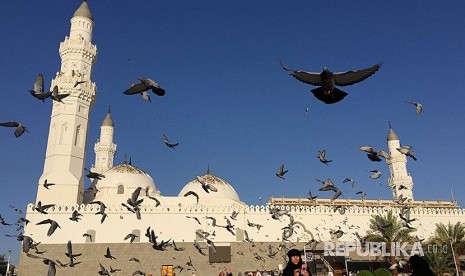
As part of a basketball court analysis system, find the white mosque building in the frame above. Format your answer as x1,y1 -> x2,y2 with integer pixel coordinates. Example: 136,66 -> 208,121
19,2 -> 465,275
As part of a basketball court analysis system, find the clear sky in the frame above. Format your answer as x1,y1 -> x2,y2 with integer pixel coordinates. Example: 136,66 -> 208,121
1,0 -> 465,265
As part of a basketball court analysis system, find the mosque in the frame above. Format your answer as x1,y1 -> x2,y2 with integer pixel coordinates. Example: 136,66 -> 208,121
18,1 -> 465,276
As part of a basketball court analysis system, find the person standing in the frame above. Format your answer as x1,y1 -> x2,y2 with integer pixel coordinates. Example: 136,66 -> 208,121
409,255 -> 434,276
283,249 -> 312,276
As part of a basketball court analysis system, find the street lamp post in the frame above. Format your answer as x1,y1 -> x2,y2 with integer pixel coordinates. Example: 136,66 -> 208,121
5,249 -> 11,276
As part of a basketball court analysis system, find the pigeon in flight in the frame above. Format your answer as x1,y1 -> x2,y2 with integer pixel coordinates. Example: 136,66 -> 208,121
186,216 -> 201,225
123,77 -> 166,97
276,164 -> 289,179
359,146 -> 390,162
29,73 -> 52,102
98,262 -> 110,276
124,233 -> 139,243
104,247 -> 116,260
43,179 -> 55,190
405,101 -> 423,115
196,176 -> 218,193
50,85 -> 70,103
281,62 -> 382,104
74,80 -> 87,88
356,191 -> 367,200
342,178 -> 355,188
397,145 -> 417,161
0,121 -> 29,138
69,210 -> 83,222
32,201 -> 55,214
85,168 -> 105,180
308,191 -> 318,201
317,149 -> 332,165
184,191 -> 199,204
83,233 -> 93,242
369,170 -> 382,179
162,134 -> 179,149
0,214 -> 11,226
36,219 -> 61,236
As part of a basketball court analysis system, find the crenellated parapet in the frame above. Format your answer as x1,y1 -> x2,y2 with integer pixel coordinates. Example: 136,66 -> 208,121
51,74 -> 96,103
27,201 -> 465,218
59,37 -> 97,64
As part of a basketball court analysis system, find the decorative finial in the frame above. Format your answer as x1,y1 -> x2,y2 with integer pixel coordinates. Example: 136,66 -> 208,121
129,156 -> 132,165
108,105 -> 111,114
389,121 -> 392,129
123,154 -> 127,164
206,164 -> 210,175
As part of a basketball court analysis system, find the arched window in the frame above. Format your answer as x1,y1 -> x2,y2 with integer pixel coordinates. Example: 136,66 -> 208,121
74,125 -> 81,146
117,185 -> 124,194
59,122 -> 68,145
50,123 -> 56,145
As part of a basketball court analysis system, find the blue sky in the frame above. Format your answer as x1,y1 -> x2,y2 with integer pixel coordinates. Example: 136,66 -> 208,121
1,0 -> 465,264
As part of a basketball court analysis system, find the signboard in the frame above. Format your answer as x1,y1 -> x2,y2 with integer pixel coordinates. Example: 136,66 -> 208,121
305,252 -> 314,262
161,265 -> 173,276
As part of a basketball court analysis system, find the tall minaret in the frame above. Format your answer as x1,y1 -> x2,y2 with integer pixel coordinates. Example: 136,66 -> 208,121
36,1 -> 97,204
92,109 -> 117,173
386,124 -> 414,201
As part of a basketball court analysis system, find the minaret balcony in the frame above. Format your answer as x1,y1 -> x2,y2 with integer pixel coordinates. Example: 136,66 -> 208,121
59,37 -> 97,59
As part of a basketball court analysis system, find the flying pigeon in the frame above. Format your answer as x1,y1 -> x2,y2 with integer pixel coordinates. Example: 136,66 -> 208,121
36,219 -> 61,236
69,210 -> 82,222
74,80 -> 87,88
317,149 -> 332,165
162,134 -> 179,149
369,170 -> 382,179
397,145 -> 417,161
0,121 -> 29,138
196,176 -> 218,193
43,179 -> 55,190
184,191 -> 199,203
85,168 -> 105,180
308,191 -> 318,201
124,233 -> 139,243
405,101 -> 423,115
356,191 -> 367,200
50,85 -> 70,103
104,247 -> 116,260
32,201 -> 55,214
29,73 -> 52,102
123,77 -> 166,97
342,178 -> 355,188
281,62 -> 382,104
276,164 -> 289,179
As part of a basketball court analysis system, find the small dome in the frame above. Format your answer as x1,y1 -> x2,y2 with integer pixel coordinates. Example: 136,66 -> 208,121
73,1 -> 93,20
102,112 -> 114,127
387,127 -> 399,141
94,163 -> 159,204
178,171 -> 240,202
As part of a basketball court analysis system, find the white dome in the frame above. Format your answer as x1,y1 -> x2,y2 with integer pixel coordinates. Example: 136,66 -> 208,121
178,172 -> 240,202
94,163 -> 160,205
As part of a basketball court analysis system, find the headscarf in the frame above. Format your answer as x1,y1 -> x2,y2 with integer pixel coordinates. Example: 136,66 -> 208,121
283,249 -> 304,275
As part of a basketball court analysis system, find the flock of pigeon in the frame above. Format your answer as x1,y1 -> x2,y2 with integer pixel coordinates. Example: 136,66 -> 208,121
276,63 -> 421,205
0,60 -> 425,275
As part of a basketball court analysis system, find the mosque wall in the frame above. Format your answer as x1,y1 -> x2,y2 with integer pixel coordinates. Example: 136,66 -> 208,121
24,200 -> 465,246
